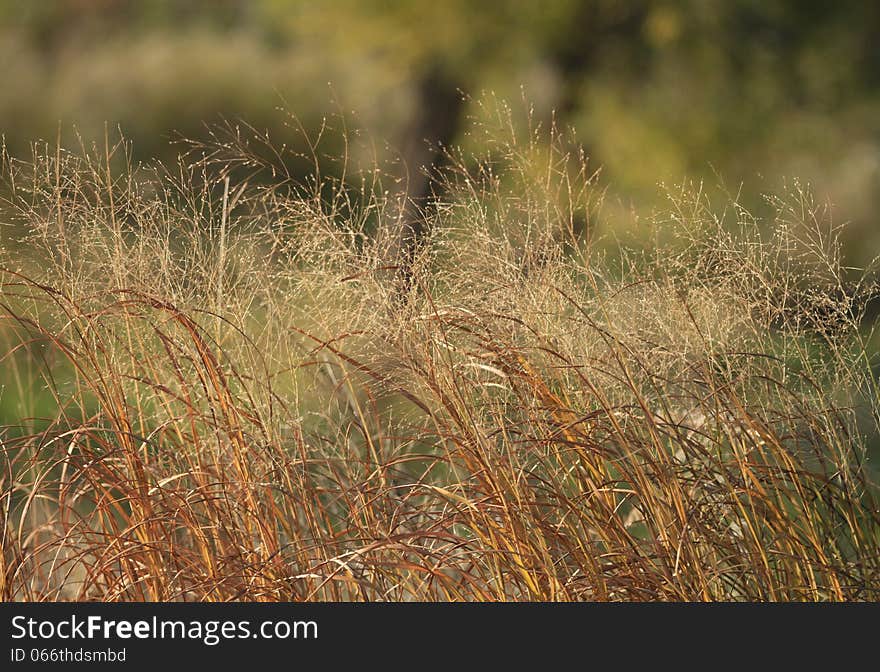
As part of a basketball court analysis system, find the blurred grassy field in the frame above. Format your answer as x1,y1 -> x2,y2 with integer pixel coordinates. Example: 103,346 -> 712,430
2,1 -> 880,260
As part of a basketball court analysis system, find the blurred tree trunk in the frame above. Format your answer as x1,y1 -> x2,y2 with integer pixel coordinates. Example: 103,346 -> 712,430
392,66 -> 463,288
551,2 -> 650,115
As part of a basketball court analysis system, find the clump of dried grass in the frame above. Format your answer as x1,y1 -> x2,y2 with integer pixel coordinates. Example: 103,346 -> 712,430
1,110 -> 878,601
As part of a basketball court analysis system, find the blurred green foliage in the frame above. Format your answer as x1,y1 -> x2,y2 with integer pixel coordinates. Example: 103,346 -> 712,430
1,0 -> 879,260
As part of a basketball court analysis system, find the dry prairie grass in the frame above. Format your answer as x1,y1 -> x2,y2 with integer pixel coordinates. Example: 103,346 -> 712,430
1,112 -> 878,601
